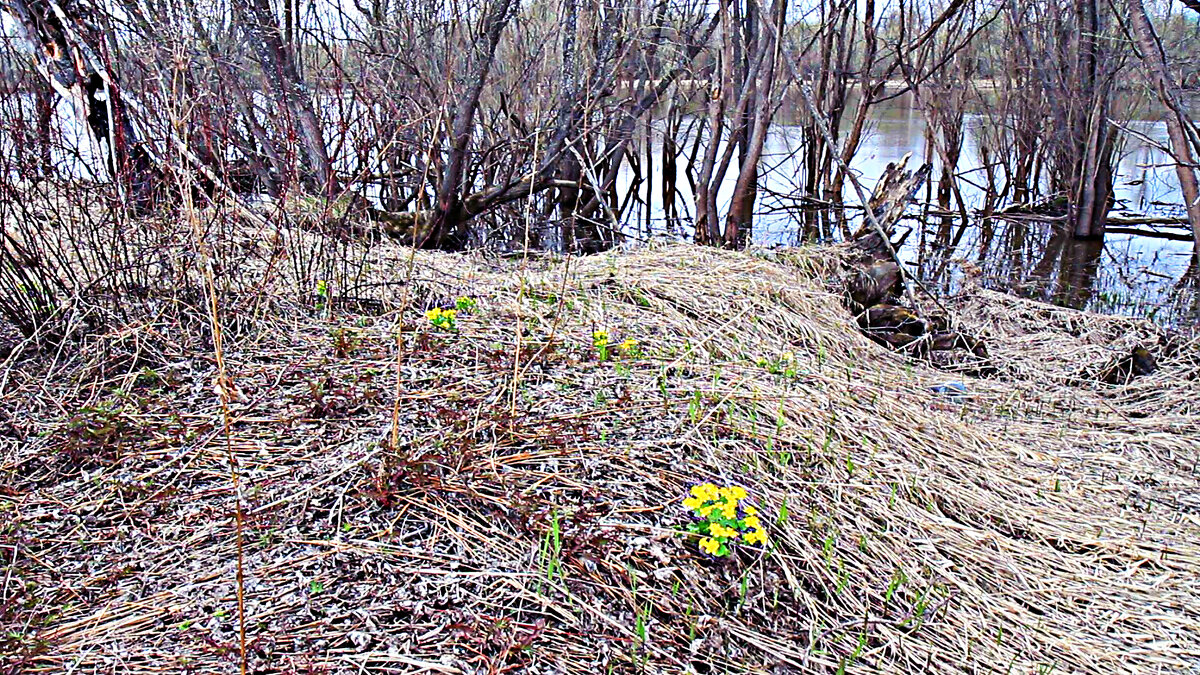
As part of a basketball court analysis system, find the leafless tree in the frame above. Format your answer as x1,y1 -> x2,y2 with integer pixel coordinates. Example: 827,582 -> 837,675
1125,0 -> 1200,260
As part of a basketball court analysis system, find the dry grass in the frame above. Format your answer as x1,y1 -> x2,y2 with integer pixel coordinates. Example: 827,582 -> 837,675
2,239 -> 1198,674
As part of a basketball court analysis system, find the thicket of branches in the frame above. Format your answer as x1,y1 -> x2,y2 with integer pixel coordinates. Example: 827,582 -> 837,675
0,0 -> 1197,343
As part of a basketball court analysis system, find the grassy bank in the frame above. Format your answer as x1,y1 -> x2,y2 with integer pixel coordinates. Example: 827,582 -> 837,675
2,242 -> 1198,673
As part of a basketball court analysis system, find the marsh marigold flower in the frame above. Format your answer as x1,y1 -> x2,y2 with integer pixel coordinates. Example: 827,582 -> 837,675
682,481 -> 768,556
743,528 -> 767,545
710,523 -> 738,539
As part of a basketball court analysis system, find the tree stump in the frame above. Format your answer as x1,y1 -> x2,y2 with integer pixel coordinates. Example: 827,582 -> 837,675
842,154 -> 992,372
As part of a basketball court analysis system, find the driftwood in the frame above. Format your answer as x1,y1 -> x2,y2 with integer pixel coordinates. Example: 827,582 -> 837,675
843,156 -> 991,371
851,156 -> 932,246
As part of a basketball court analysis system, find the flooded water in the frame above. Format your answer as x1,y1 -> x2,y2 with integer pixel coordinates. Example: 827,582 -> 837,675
616,94 -> 1198,326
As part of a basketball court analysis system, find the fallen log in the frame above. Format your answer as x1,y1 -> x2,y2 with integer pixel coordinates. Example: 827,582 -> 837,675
1105,215 -> 1191,227
1103,227 -> 1195,242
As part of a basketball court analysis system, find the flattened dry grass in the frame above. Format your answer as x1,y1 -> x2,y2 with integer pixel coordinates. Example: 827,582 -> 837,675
2,241 -> 1198,674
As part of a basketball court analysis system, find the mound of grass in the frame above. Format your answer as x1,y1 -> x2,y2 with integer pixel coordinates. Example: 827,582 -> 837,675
2,242 -> 1197,673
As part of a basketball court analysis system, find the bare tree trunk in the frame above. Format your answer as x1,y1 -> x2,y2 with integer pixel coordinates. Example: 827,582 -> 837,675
730,0 -> 758,235
3,0 -> 160,209
234,0 -> 338,197
724,0 -> 783,248
1067,0 -> 1116,238
1070,96 -> 1116,239
1127,0 -> 1200,259
555,0 -> 583,250
693,84 -> 725,245
694,0 -> 732,246
422,0 -> 514,249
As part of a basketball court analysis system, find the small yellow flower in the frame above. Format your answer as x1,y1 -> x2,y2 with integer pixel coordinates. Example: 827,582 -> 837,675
592,330 -> 609,345
683,496 -> 701,511
743,528 -> 767,545
620,338 -> 638,351
728,486 -> 748,501
781,351 -> 794,362
743,515 -> 762,530
699,537 -> 721,555
743,505 -> 758,516
443,309 -> 457,320
710,523 -> 737,539
720,502 -> 737,519
425,308 -> 442,321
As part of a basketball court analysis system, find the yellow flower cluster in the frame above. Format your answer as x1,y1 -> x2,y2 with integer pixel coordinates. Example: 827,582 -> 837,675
682,483 -> 768,556
620,338 -> 638,352
425,307 -> 458,331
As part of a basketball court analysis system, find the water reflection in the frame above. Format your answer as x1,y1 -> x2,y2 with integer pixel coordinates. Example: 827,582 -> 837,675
1029,229 -> 1105,308
952,217 -> 1198,326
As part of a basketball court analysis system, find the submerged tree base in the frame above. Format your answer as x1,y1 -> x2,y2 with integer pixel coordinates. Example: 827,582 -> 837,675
3,243 -> 1198,673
